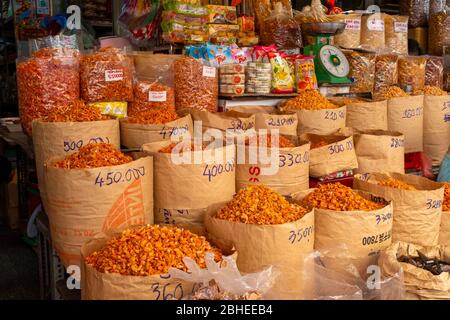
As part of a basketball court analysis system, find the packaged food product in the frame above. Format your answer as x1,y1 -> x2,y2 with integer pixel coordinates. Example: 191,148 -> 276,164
328,13 -> 362,49
238,16 -> 255,32
400,0 -> 430,27
162,10 -> 208,24
207,24 -> 239,37
220,84 -> 246,95
429,0 -> 448,16
162,1 -> 208,16
268,51 -> 295,93
295,56 -> 318,91
385,15 -> 409,55
425,56 -> 445,88
254,0 -> 272,34
428,10 -> 450,55
237,35 -> 260,47
17,48 -> 80,136
206,5 -> 237,24
129,80 -> 176,115
398,56 -> 427,92
344,51 -> 375,93
252,45 -> 277,62
414,85 -> 448,95
220,74 -> 246,85
174,56 -> 218,112
230,47 -> 253,64
220,63 -> 246,74
261,3 -> 302,48
205,44 -> 233,67
89,102 -> 128,119
360,13 -> 386,52
374,54 -> 399,95
80,48 -> 134,103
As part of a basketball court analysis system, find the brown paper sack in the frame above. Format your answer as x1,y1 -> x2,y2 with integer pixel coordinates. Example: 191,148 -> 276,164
255,112 -> 299,137
354,173 -> 445,247
293,190 -> 393,279
440,211 -> 450,246
205,202 -> 315,300
227,106 -> 276,114
387,96 -> 424,153
301,133 -> 359,178
291,106 -> 347,135
236,140 -> 310,196
187,109 -> 256,135
379,241 -> 450,300
423,95 -> 450,165
346,100 -> 388,131
143,141 -> 236,234
44,156 -> 154,267
32,120 -> 120,207
354,130 -> 405,174
81,228 -> 196,300
120,115 -> 193,149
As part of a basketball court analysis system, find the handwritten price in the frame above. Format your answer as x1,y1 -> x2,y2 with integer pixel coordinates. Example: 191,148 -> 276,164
289,226 -> 314,244
328,140 -> 353,155
362,231 -> 391,246
203,160 -> 235,182
267,117 -> 296,127
159,125 -> 189,139
426,199 -> 442,210
402,107 -> 423,119
390,138 -> 404,149
95,167 -> 145,188
375,213 -> 392,225
325,110 -> 345,121
151,282 -> 183,301
279,151 -> 310,168
63,136 -> 111,153
228,119 -> 254,132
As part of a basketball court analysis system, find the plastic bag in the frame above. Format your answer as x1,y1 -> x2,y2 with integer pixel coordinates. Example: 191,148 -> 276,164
80,48 -> 134,103
328,14 -> 362,49
385,15 -> 409,55
295,56 -> 318,91
428,10 -> 450,55
429,0 -> 447,16
398,56 -> 427,92
174,56 -> 218,112
17,47 -> 80,137
425,56 -> 445,88
119,0 -> 162,42
261,2 -> 302,49
400,0 -> 430,27
360,13 -> 386,52
129,79 -> 176,116
169,253 -> 277,299
344,51 -> 376,93
374,54 -> 398,95
295,0 -> 329,24
268,51 -> 295,93
254,0 -> 272,34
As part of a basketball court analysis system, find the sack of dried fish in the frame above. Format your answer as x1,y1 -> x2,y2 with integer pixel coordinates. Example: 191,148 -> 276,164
293,183 -> 393,278
344,51 -> 375,94
300,133 -> 358,178
379,241 -> 450,300
440,183 -> 450,246
345,100 -> 388,132
205,186 -> 314,299
44,144 -> 154,267
398,56 -> 427,93
142,141 -> 235,234
353,130 -> 405,174
236,134 -> 310,195
120,111 -> 193,149
354,173 -> 445,247
81,225 -> 225,300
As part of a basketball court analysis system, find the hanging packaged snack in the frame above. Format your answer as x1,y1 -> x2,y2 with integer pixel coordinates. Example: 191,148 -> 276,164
268,51 -> 295,94
397,56 -> 427,92
261,3 -> 302,49
374,54 -> 399,96
360,13 -> 386,52
80,48 -> 134,103
328,13 -> 362,49
208,24 -> 239,44
428,10 -> 450,55
206,5 -> 237,24
344,51 -> 375,94
400,0 -> 429,28
17,48 -> 80,137
174,56 -> 218,112
295,56 -> 318,92
238,16 -> 255,32
385,15 -> 409,55
425,56 -> 445,88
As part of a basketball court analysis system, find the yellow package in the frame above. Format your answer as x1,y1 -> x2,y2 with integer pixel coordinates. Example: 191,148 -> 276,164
269,52 -> 295,94
89,102 -> 128,119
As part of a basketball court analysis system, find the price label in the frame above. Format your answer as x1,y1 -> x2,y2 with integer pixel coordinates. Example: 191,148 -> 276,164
203,66 -> 216,78
105,69 -> 124,82
345,19 -> 361,30
394,22 -> 408,33
149,91 -> 167,102
368,19 -> 384,31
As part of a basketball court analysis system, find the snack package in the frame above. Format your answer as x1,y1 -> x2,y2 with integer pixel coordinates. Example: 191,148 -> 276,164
162,1 -> 208,16
295,56 -> 318,91
231,47 -> 253,64
89,102 -> 128,119
328,13 -> 362,49
206,5 -> 237,24
397,56 -> 427,92
205,44 -> 233,68
344,51 -> 376,94
360,13 -> 386,52
425,56 -> 445,88
238,16 -> 255,32
374,54 -> 398,95
252,44 -> 277,62
268,51 -> 295,93
162,10 -> 208,24
428,10 -> 450,56
385,15 -> 409,55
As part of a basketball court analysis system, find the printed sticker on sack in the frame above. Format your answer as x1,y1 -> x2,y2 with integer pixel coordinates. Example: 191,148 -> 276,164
149,91 -> 167,102
203,66 -> 217,78
345,19 -> 361,30
105,69 -> 124,82
367,19 -> 384,31
394,22 -> 408,33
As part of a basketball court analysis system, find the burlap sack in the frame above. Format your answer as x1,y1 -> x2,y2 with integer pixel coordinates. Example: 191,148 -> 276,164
440,210 -> 450,246
143,141 -> 235,234
187,109 -> 256,136
44,156 -> 154,267
81,227 -> 195,300
423,95 -> 450,165
301,133 -> 359,178
346,100 -> 388,131
205,202 -> 315,300
354,173 -> 445,247
387,96 -> 424,153
120,115 -> 193,149
293,190 -> 393,279
32,120 -> 120,206
254,112 -> 299,137
292,106 -> 347,135
236,140 -> 310,196
379,241 -> 450,300
354,130 -> 405,174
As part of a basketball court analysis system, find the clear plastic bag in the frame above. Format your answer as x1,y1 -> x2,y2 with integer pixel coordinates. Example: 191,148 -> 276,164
385,15 -> 409,55
174,56 -> 218,112
80,47 -> 135,103
329,14 -> 362,49
429,0 -> 448,16
398,56 -> 427,92
17,48 -> 80,136
425,56 -> 444,88
400,0 -> 430,28
261,3 -> 302,48
129,78 -> 176,116
344,51 -> 376,93
428,10 -> 450,55
360,13 -> 386,52
374,54 -> 399,95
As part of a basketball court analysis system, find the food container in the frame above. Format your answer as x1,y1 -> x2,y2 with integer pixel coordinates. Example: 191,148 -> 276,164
220,84 -> 245,95
220,63 -> 246,74
220,74 -> 245,85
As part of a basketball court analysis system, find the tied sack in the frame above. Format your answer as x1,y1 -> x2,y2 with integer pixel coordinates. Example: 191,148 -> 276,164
120,114 -> 193,149
387,95 -> 424,153
379,241 -> 450,300
354,130 -> 405,174
301,133 -> 358,178
142,141 -> 236,235
236,139 -> 310,196
204,202 -> 315,300
44,156 -> 154,267
294,106 -> 347,136
354,173 -> 445,247
423,95 -> 450,165
32,120 -> 120,208
292,190 -> 393,279
346,100 -> 388,131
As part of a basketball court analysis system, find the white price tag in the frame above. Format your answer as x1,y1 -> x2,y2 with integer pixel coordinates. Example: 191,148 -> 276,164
345,19 -> 361,30
105,69 -> 124,82
367,19 -> 384,31
149,91 -> 167,102
394,22 -> 408,33
203,66 -> 217,78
